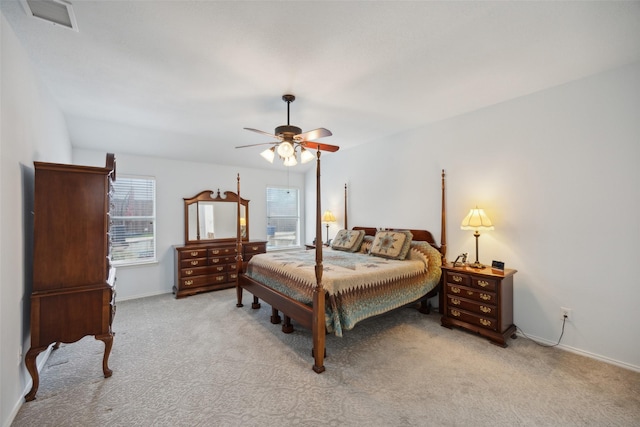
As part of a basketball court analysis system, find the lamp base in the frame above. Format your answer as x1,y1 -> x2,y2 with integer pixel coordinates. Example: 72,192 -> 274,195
469,261 -> 485,269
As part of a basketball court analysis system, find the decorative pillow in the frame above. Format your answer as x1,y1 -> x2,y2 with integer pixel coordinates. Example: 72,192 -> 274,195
331,229 -> 366,252
359,235 -> 375,253
370,230 -> 413,260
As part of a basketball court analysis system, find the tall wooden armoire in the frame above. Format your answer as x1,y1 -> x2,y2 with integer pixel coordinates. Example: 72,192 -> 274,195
24,153 -> 117,402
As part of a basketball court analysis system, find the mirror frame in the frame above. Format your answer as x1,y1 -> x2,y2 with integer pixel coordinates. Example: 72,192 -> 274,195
184,189 -> 249,245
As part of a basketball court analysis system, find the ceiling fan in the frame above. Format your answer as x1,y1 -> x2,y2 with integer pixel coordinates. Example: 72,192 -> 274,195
236,94 -> 339,166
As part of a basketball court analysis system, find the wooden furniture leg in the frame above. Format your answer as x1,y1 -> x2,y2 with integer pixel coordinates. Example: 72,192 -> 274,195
24,346 -> 47,402
95,333 -> 114,378
270,308 -> 281,324
236,284 -> 243,307
282,316 -> 294,333
251,295 -> 260,309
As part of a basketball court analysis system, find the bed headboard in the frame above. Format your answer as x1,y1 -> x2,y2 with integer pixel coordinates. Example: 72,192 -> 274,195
352,227 -> 438,249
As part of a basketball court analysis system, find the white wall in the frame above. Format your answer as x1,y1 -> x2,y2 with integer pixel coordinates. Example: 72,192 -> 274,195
310,61 -> 640,371
73,149 -> 305,301
1,13 -> 73,427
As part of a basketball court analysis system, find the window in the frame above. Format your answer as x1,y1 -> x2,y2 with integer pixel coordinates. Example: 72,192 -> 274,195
110,175 -> 156,265
266,187 -> 300,249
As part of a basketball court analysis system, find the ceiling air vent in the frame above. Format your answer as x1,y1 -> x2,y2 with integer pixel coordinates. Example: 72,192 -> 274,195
20,0 -> 78,32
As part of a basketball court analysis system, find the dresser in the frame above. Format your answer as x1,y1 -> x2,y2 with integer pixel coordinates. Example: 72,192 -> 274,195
173,240 -> 266,298
25,154 -> 117,401
440,264 -> 516,347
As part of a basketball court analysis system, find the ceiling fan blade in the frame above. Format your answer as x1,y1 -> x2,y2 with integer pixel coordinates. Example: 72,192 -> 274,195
244,127 -> 279,139
296,128 -> 332,141
235,142 -> 276,149
303,141 -> 340,152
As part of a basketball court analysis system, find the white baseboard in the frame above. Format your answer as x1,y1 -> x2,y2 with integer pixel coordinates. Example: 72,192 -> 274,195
6,345 -> 54,427
514,331 -> 640,373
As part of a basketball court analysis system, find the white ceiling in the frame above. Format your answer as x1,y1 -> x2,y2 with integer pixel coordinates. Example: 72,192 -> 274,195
3,1 -> 640,171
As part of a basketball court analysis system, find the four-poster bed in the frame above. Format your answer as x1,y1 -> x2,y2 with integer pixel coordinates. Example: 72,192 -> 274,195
235,150 -> 447,373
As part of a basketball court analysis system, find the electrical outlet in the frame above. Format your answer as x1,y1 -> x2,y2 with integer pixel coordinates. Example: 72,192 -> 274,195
561,307 -> 572,321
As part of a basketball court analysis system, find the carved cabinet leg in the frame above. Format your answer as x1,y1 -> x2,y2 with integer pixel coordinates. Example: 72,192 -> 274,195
95,333 -> 114,378
24,346 -> 46,402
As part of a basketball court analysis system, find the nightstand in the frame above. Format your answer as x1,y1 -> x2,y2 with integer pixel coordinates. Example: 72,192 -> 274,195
440,264 -> 517,347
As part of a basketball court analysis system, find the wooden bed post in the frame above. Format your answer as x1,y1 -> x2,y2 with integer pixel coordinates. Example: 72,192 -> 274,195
344,183 -> 348,230
441,169 -> 447,263
313,148 -> 326,373
236,173 -> 244,308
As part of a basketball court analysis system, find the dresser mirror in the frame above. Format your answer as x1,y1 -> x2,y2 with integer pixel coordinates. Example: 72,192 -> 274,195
184,189 -> 249,244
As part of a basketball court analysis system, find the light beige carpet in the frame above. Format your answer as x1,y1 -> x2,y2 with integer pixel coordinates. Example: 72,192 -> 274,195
12,288 -> 640,426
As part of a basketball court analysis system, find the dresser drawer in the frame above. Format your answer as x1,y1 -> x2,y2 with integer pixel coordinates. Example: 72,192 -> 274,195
447,295 -> 496,318
209,247 -> 236,256
180,257 -> 208,268
209,256 -> 234,265
180,248 -> 208,259
179,273 -> 228,289
181,265 -> 231,277
446,271 -> 470,286
447,283 -> 497,305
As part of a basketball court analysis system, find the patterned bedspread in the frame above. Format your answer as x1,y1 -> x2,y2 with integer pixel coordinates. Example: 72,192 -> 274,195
245,242 -> 442,336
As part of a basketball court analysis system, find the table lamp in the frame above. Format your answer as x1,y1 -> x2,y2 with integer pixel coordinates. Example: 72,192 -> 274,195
460,206 -> 494,268
322,210 -> 336,245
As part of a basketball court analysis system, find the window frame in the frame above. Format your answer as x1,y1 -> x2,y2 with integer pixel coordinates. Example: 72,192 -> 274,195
110,174 -> 157,266
266,186 -> 301,250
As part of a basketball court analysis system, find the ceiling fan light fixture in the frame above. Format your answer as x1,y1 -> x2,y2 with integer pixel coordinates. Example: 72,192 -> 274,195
277,141 -> 294,158
300,147 -> 315,164
260,146 -> 275,163
283,155 -> 298,167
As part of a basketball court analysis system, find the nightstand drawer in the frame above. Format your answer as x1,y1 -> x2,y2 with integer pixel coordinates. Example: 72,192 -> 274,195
446,295 -> 497,318
446,271 -> 470,286
472,277 -> 497,292
447,284 -> 497,305
447,307 -> 498,332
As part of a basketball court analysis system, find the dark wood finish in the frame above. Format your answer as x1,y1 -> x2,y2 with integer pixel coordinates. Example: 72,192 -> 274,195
174,240 -> 265,298
237,168 -> 447,373
440,264 -> 516,347
25,154 -> 116,402
183,188 -> 250,245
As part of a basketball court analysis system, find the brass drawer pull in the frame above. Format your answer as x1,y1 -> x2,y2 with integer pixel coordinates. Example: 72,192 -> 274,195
216,267 -> 224,272
216,276 -> 224,281
480,306 -> 492,314
251,246 -> 259,251
452,275 -> 463,283
467,291 -> 474,296
451,310 -> 461,317
480,293 -> 491,301
184,280 -> 193,286
229,273 -> 237,279
190,260 -> 199,266
451,298 -> 461,305
212,249 -> 220,254
211,259 -> 220,264
451,286 -> 461,294
478,280 -> 490,287
185,270 -> 193,275
479,319 -> 492,327
190,251 -> 198,257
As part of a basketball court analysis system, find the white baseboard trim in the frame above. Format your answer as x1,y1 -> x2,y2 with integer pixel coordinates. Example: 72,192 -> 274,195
514,331 -> 639,373
116,289 -> 172,302
6,345 -> 54,427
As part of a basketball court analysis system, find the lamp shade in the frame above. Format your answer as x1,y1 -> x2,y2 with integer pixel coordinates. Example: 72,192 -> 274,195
277,141 -> 295,158
460,207 -> 494,231
322,210 -> 336,223
283,155 -> 297,167
300,147 -> 315,164
260,147 -> 275,163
